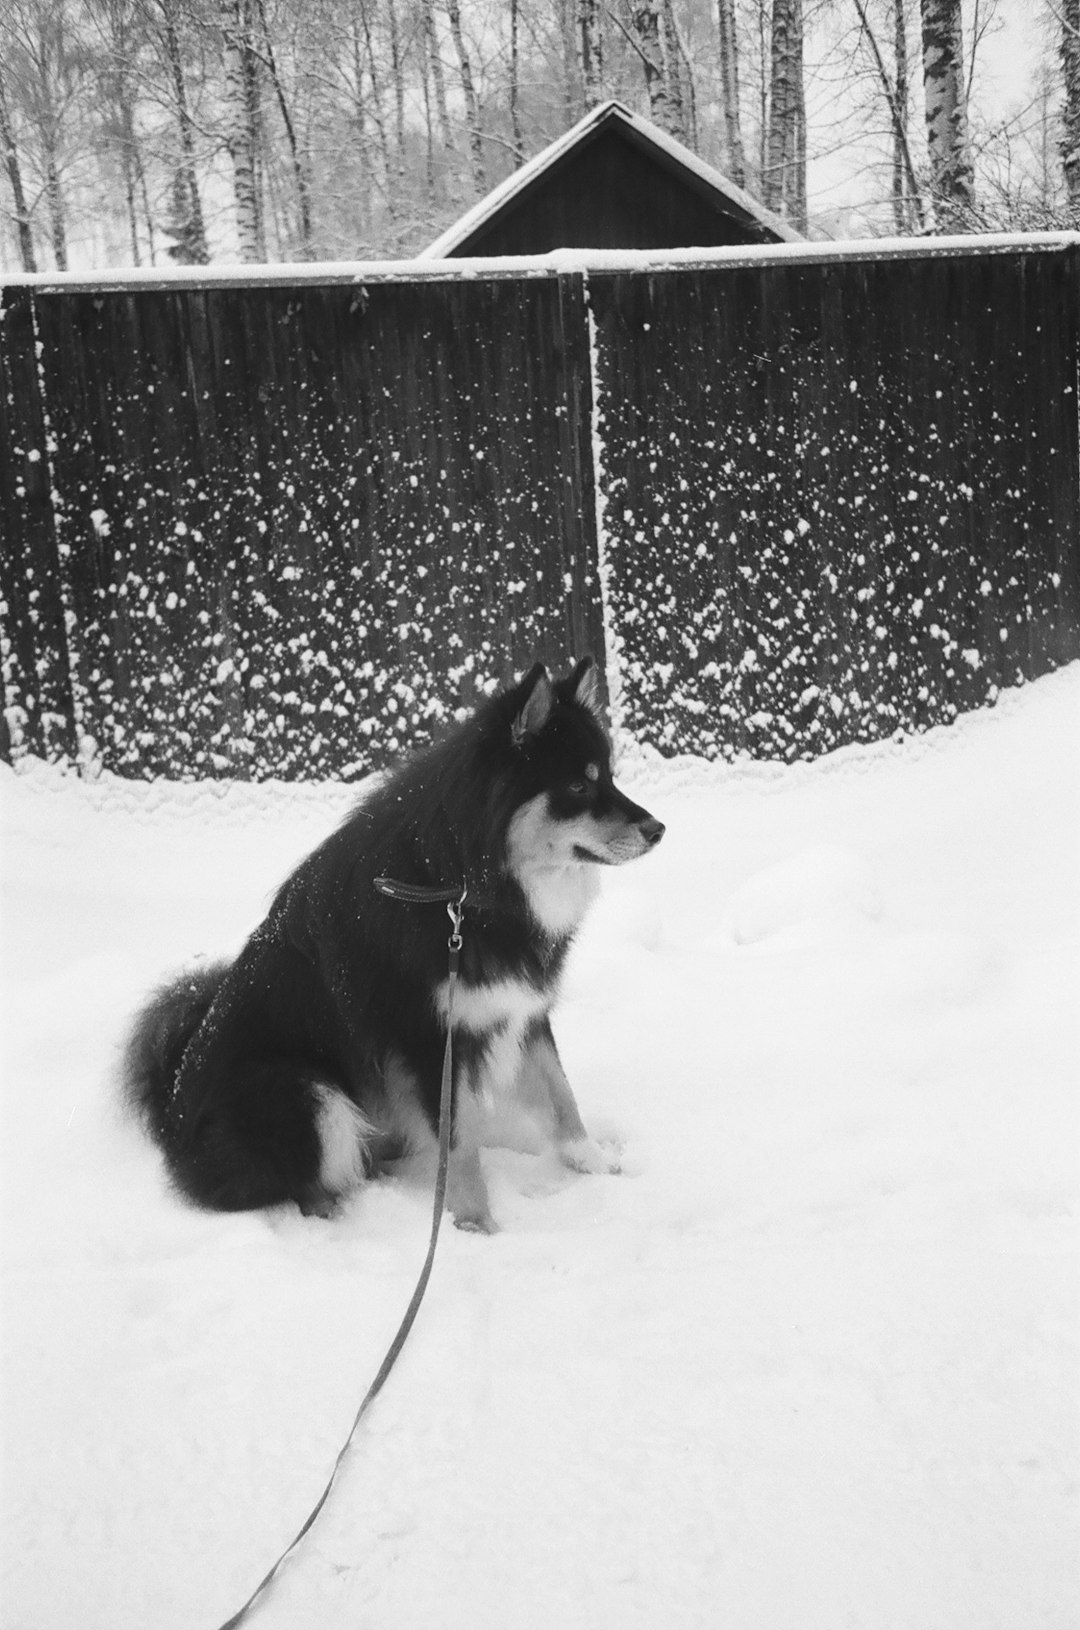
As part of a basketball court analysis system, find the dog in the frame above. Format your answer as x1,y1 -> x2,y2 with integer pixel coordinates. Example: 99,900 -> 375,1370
123,657 -> 664,1233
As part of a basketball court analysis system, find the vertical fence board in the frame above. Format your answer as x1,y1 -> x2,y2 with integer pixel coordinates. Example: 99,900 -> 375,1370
0,286 -> 77,762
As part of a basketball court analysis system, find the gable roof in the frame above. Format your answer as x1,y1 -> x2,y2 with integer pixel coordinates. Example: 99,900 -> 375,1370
419,99 -> 801,258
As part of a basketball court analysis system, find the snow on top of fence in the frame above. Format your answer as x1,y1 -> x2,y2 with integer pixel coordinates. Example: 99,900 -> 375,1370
2,232 -> 1077,296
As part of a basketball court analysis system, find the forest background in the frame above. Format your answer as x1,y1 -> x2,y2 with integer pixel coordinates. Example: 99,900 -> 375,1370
1,0 -> 1078,275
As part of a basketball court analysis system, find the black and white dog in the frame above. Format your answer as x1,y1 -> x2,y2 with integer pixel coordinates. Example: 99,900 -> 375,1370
124,658 -> 664,1233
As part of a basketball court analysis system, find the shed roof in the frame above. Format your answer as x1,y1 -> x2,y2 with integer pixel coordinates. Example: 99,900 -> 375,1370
419,100 -> 801,259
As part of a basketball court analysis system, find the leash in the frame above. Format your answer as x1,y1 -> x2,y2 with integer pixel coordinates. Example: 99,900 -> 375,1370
215,879 -> 467,1630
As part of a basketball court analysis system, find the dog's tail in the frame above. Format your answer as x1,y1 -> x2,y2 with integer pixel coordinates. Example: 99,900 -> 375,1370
122,961 -> 230,1146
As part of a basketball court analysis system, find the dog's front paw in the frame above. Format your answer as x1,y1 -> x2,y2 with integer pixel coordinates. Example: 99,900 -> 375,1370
452,1209 -> 499,1235
559,1135 -> 621,1176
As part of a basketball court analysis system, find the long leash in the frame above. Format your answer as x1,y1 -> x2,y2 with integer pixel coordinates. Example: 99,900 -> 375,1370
216,879 -> 467,1630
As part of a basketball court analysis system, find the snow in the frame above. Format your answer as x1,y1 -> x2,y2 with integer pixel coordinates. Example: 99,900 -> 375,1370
585,271 -> 628,750
2,668 -> 1078,1630
3,232 -> 1077,297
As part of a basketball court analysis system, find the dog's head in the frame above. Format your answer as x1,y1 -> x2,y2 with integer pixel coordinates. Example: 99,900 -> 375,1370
501,658 -> 665,872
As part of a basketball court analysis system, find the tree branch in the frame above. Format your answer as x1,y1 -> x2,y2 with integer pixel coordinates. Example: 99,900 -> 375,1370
850,0 -> 926,230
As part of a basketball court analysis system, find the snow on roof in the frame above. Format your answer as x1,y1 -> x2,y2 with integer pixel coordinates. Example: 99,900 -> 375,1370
418,99 -> 803,258
3,233 -> 1076,296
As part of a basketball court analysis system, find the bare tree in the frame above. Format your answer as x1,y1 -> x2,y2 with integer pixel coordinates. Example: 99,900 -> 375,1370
661,0 -> 695,145
1,0 -> 1071,272
388,0 -> 406,196
755,0 -> 770,184
420,0 -> 453,162
445,0 -> 485,192
1062,0 -> 1080,222
38,2 -> 72,268
789,0 -> 806,226
717,0 -> 746,184
627,1 -> 686,140
579,0 -> 603,107
0,61 -> 38,269
764,0 -> 805,229
559,0 -> 581,125
965,0 -> 1003,118
86,0 -> 155,264
347,0 -> 392,230
850,0 -> 925,231
891,0 -> 912,228
4,0 -> 91,270
221,0 -> 264,260
155,0 -> 208,262
509,0 -> 524,160
920,0 -> 976,228
253,0 -> 311,254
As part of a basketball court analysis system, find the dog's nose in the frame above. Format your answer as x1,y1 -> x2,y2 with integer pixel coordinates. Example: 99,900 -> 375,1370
640,818 -> 665,847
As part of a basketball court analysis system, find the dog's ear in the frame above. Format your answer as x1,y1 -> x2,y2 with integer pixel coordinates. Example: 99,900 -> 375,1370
511,664 -> 554,745
566,655 -> 603,720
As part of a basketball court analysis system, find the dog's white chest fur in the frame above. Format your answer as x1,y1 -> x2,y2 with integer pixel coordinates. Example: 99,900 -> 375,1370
517,861 -> 600,937
433,977 -> 550,1100
435,976 -> 549,1034
506,795 -> 603,937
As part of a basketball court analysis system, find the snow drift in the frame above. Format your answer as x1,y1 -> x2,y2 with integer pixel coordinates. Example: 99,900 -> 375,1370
2,666 -> 1077,1630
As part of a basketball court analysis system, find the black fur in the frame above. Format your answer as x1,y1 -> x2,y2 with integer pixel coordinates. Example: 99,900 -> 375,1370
123,658 -> 664,1226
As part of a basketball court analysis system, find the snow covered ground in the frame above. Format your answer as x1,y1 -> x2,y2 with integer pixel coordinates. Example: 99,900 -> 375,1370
2,667 -> 1078,1630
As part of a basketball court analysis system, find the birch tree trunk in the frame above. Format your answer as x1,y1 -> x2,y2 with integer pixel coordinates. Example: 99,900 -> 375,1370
756,0 -> 769,184
716,0 -> 746,185
158,0 -> 208,263
246,5 -> 266,255
789,0 -> 806,229
920,0 -> 976,229
560,0 -> 579,123
120,94 -> 141,265
421,46 -> 436,204
764,0 -> 804,226
42,114 -> 68,270
660,0 -> 692,145
630,2 -> 683,139
579,0 -> 603,109
388,0 -> 407,199
0,65 -> 37,271
445,0 -> 485,193
892,0 -> 910,229
1061,0 -> 1080,225
135,146 -> 157,263
221,0 -> 262,261
509,0 -> 524,161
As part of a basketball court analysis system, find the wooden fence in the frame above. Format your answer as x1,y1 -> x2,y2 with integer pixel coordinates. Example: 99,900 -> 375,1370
588,241 -> 1080,756
0,270 -> 601,777
1,237 -> 1077,779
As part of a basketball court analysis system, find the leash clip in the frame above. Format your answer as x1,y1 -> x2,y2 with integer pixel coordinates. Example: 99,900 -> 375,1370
446,885 -> 467,953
